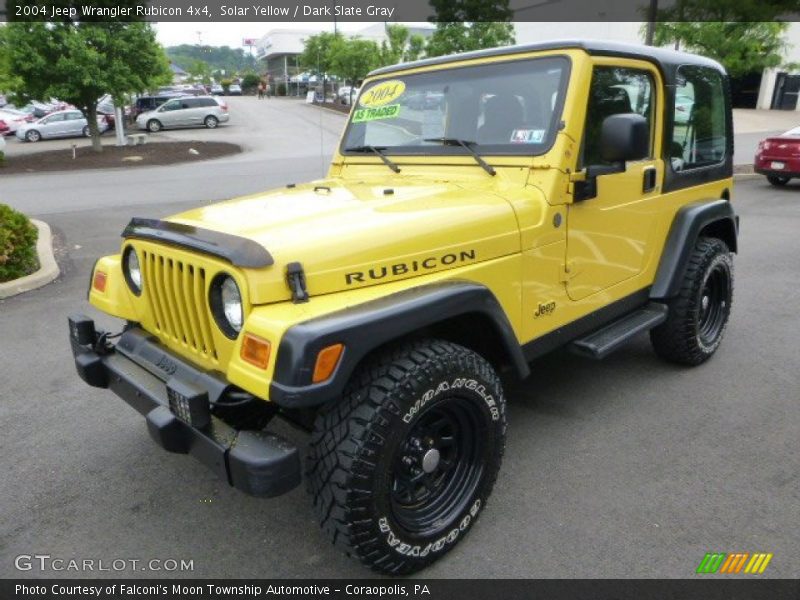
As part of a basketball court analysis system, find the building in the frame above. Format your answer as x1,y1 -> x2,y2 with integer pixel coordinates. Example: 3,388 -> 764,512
254,24 -> 434,94
169,63 -> 189,84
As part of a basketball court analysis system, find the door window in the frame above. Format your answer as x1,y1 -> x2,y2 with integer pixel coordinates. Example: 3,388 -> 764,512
43,113 -> 65,124
160,100 -> 180,112
669,66 -> 727,171
582,67 -> 654,166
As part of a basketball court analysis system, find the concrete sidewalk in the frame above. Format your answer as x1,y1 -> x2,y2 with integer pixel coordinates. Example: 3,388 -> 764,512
734,109 -> 799,134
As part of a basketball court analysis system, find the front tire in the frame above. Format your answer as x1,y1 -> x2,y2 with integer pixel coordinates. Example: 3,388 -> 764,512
25,130 -> 41,142
147,119 -> 162,133
307,339 -> 506,575
767,175 -> 790,186
650,237 -> 733,365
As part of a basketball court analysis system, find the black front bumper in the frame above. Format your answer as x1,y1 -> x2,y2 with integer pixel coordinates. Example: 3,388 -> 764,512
68,314 -> 301,498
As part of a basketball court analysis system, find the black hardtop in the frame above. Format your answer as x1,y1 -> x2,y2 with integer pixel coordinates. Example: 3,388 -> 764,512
368,39 -> 726,79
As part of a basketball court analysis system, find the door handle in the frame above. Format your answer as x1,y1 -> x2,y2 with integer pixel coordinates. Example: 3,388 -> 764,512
642,166 -> 657,193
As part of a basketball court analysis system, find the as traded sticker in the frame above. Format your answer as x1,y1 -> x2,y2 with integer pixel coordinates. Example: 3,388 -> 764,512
352,104 -> 400,123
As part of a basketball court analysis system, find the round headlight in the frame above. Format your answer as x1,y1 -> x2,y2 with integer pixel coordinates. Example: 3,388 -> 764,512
211,274 -> 243,338
123,247 -> 142,295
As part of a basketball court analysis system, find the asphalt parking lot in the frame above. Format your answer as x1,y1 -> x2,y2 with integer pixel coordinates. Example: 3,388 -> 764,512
0,97 -> 798,579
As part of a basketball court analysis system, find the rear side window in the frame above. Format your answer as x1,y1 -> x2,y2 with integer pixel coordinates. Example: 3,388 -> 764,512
199,98 -> 217,107
670,66 -> 727,171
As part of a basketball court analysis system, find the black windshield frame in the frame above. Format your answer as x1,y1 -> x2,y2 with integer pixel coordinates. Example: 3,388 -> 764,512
339,55 -> 572,159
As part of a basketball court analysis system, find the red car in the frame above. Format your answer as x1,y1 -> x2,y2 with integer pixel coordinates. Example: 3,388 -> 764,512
0,119 -> 9,136
754,127 -> 800,186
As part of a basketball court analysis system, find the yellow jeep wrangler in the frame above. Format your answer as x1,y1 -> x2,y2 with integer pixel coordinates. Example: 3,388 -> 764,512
70,41 -> 737,574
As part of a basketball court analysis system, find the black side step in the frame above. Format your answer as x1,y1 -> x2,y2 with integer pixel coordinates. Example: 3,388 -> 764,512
570,303 -> 668,360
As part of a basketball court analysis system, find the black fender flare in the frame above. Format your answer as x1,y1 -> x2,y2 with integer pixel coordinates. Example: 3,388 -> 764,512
269,281 -> 529,408
651,199 -> 738,300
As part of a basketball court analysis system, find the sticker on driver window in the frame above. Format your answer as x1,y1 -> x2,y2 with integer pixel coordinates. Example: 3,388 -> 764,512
510,129 -> 545,143
352,104 -> 400,123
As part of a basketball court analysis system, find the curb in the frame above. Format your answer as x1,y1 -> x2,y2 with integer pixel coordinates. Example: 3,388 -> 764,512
0,219 -> 60,299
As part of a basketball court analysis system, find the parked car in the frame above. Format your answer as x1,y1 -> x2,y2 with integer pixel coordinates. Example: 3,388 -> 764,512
135,96 -> 229,132
210,84 -> 224,96
0,94 -> 7,108
0,109 -> 31,134
754,126 -> 800,186
338,86 -> 361,105
19,101 -> 58,119
131,94 -> 181,119
16,109 -> 109,142
0,131 -> 5,154
0,121 -> 7,140
228,83 -> 242,96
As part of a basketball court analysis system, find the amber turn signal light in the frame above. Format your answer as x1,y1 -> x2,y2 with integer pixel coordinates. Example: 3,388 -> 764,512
92,270 -> 107,292
241,333 -> 271,369
313,343 -> 344,383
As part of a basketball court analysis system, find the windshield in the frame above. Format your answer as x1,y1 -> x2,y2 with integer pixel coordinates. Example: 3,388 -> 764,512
341,56 -> 569,156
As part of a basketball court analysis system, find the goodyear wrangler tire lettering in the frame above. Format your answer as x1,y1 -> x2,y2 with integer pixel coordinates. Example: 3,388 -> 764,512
306,339 -> 506,575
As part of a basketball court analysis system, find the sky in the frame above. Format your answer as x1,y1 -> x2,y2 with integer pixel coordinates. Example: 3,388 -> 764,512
154,22 -> 380,48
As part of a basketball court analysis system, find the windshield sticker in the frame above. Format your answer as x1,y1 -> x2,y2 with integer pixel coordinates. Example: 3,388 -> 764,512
359,80 -> 406,108
353,104 -> 401,123
510,129 -> 546,144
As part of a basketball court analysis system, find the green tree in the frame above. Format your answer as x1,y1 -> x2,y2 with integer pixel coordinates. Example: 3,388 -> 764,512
331,38 -> 381,103
426,0 -> 516,57
299,31 -> 344,100
652,0 -> 798,77
0,27 -> 21,92
5,10 -> 171,152
186,59 -> 213,85
165,45 -> 256,75
653,22 -> 790,78
379,24 -> 427,66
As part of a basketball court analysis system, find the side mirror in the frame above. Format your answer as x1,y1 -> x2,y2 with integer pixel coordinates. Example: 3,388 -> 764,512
600,113 -> 650,163
574,113 -> 650,201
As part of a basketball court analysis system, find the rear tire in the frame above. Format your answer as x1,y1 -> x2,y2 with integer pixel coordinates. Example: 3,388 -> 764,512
204,116 -> 218,129
147,119 -> 162,133
767,175 -> 790,186
82,125 -> 91,137
650,237 -> 733,365
307,339 -> 506,575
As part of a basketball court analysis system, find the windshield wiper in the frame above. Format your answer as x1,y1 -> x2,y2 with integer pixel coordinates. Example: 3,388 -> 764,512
423,138 -> 496,176
345,145 -> 401,173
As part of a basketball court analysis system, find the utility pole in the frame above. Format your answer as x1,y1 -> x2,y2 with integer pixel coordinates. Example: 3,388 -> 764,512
645,0 -> 658,46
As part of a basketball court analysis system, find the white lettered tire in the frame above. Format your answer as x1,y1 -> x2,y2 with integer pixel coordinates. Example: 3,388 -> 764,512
307,339 -> 506,575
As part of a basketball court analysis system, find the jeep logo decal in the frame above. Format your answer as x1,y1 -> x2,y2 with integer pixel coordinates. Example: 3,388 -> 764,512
345,250 -> 476,285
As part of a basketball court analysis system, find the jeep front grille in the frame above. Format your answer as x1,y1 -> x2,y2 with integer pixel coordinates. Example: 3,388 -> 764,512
141,250 -> 218,362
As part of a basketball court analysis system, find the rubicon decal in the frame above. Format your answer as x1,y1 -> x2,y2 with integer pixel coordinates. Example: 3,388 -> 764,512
696,552 -> 773,574
345,250 -> 477,285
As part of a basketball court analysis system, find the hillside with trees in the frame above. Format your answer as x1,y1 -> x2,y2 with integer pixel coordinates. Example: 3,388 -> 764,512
165,45 -> 257,78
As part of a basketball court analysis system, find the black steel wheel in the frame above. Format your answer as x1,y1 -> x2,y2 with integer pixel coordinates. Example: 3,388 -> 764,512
390,396 -> 487,536
307,339 -> 506,575
651,237 -> 734,365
